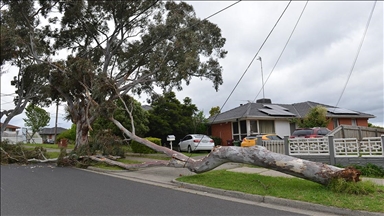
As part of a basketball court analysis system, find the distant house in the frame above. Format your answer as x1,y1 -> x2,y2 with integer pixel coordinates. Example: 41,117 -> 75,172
0,123 -> 20,132
39,127 -> 67,143
207,100 -> 375,146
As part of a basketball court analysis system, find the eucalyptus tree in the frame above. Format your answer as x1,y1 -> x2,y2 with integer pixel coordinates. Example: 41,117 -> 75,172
0,1 -> 51,133
2,0 -> 226,149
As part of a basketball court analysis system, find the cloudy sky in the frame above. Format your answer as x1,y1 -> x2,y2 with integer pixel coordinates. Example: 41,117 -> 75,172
1,1 -> 383,129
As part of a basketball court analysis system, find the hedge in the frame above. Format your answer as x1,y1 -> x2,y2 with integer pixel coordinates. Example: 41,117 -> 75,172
130,137 -> 161,154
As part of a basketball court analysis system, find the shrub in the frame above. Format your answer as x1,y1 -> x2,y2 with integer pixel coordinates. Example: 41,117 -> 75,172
85,131 -> 126,157
56,124 -> 76,143
350,163 -> 384,178
130,137 -> 161,154
327,178 -> 377,195
210,136 -> 222,146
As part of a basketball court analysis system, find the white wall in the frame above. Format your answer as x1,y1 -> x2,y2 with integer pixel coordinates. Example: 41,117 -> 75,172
275,120 -> 291,137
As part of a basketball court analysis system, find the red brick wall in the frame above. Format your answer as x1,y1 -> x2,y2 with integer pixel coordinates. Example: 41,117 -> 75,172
356,118 -> 368,127
338,118 -> 351,125
327,118 -> 369,130
211,123 -> 232,146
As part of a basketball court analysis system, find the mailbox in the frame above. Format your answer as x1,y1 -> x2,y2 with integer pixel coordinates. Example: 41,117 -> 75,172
167,135 -> 175,141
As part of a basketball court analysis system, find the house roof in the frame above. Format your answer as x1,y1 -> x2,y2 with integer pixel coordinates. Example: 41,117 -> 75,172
39,127 -> 67,135
0,123 -> 20,129
208,101 -> 375,124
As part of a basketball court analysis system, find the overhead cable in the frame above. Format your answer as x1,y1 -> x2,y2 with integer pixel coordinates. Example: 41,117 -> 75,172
209,0 -> 292,124
333,1 -> 377,110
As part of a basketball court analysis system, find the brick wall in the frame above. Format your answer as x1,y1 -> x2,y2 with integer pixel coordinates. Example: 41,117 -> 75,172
211,123 -> 232,146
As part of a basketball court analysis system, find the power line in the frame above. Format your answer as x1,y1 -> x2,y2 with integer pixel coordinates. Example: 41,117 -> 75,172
210,1 -> 292,122
251,1 -> 308,104
333,1 -> 377,109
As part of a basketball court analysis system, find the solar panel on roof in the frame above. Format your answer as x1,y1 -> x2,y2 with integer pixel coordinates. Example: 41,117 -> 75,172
259,108 -> 295,116
263,104 -> 288,111
327,107 -> 358,114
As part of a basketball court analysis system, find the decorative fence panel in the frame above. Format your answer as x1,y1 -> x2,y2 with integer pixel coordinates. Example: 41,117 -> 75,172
288,138 -> 329,155
334,138 -> 359,157
359,137 -> 383,157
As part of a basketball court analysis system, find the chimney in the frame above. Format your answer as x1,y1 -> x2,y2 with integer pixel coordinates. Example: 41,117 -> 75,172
256,98 -> 272,104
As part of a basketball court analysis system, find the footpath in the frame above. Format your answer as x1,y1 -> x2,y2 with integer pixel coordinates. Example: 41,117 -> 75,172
85,154 -> 384,216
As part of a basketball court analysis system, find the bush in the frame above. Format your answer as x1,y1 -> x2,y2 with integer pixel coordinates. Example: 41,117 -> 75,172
327,178 -> 377,195
210,136 -> 222,146
350,163 -> 384,178
56,124 -> 76,143
84,131 -> 126,157
130,137 -> 161,154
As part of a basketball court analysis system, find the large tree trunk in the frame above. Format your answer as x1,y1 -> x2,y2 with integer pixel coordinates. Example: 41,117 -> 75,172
110,118 -> 360,186
74,120 -> 89,150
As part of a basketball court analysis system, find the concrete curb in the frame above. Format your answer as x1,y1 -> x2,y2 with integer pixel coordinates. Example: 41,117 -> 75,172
172,180 -> 384,216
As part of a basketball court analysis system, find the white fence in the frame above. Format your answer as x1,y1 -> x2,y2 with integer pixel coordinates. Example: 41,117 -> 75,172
261,140 -> 285,154
260,136 -> 383,158
1,130 -> 43,144
289,138 -> 329,155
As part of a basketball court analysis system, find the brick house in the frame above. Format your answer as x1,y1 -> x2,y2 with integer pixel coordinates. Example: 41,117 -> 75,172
207,100 -> 375,146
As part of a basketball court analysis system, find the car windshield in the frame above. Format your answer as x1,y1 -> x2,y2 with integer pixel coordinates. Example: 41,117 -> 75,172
267,135 -> 282,140
293,130 -> 312,136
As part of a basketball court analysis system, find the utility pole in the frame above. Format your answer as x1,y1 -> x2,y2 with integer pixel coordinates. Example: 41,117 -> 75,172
54,101 -> 58,143
257,56 -> 265,99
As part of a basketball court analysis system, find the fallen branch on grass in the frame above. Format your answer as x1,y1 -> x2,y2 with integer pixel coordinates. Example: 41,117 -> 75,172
87,155 -> 169,170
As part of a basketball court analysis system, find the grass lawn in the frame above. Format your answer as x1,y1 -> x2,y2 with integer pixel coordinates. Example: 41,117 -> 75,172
24,143 -> 75,150
177,170 -> 384,213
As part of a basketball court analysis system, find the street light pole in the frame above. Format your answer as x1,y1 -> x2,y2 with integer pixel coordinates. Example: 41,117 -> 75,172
257,56 -> 265,99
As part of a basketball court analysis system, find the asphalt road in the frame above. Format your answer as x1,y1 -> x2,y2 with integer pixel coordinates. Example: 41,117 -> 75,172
1,164 -> 307,216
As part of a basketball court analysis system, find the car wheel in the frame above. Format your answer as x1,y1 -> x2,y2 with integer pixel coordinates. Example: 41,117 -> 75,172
187,145 -> 192,153
177,146 -> 181,152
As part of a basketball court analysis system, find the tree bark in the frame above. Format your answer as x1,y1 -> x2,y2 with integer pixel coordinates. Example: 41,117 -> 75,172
74,120 -> 90,150
110,117 -> 360,186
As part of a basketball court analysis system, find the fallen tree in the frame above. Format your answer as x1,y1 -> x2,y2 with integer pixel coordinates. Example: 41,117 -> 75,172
106,117 -> 361,186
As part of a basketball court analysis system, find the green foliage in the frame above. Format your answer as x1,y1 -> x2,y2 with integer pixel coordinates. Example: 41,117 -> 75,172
368,123 -> 384,129
147,91 -> 204,143
350,163 -> 384,178
209,106 -> 220,117
130,137 -> 161,154
3,0 -> 227,148
56,124 -> 76,143
92,96 -> 149,138
87,132 -> 126,157
327,178 -> 377,195
294,105 -> 330,128
210,136 -> 222,146
23,104 -> 50,140
1,140 -> 46,164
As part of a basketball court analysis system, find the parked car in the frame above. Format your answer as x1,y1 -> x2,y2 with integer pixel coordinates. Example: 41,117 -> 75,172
241,134 -> 282,147
290,127 -> 330,138
178,134 -> 214,153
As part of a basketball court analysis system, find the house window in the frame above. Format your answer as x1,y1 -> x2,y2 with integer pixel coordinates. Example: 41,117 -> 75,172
232,122 -> 239,134
250,120 -> 258,134
239,120 -> 247,140
351,118 -> 357,126
259,120 -> 275,133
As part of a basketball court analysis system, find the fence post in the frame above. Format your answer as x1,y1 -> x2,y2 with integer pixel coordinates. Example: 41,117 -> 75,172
257,136 -> 262,146
284,136 -> 289,155
328,135 -> 335,165
381,135 -> 384,155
